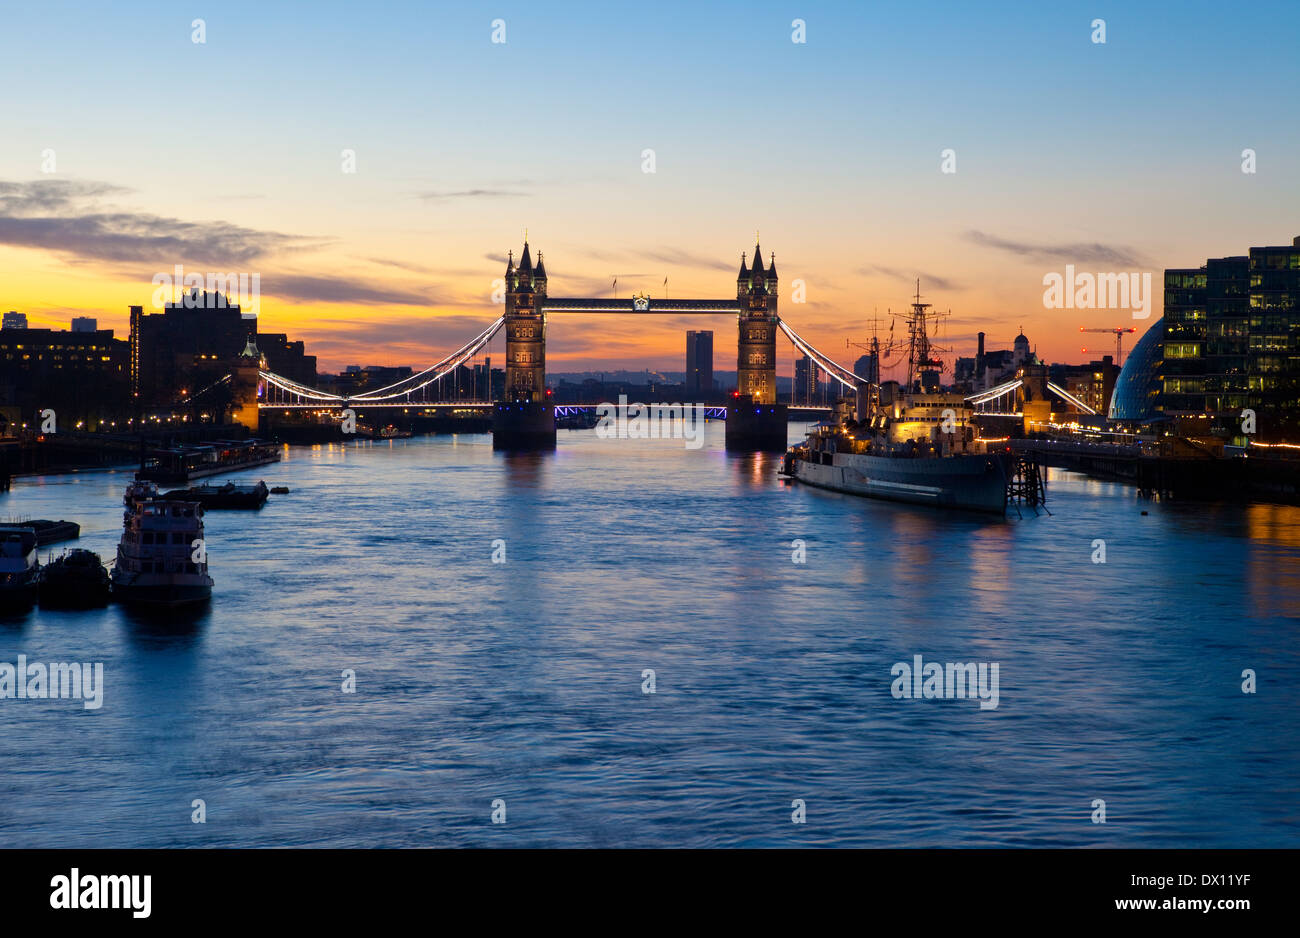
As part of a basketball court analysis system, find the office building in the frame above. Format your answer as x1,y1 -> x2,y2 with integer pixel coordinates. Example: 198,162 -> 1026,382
1162,235 -> 1300,440
0,327 -> 129,425
686,330 -> 713,398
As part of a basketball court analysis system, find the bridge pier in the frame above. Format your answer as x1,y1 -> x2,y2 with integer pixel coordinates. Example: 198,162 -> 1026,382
492,401 -> 556,450
725,397 -> 789,451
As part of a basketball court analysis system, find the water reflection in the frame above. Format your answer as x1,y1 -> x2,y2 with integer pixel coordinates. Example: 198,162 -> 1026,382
119,603 -> 210,650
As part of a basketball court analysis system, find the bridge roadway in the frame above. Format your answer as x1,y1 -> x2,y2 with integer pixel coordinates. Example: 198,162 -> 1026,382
539,298 -> 742,314
260,400 -> 834,417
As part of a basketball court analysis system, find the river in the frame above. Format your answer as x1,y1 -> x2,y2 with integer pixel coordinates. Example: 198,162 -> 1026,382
1,424 -> 1297,847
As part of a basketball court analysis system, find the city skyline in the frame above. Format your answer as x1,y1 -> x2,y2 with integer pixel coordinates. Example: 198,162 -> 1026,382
2,1 -> 1297,374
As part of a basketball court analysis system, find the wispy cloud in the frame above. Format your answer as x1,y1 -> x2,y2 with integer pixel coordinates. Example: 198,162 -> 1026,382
858,265 -> 962,292
0,178 -> 320,266
964,230 -> 1147,268
571,246 -> 738,272
303,314 -> 502,362
265,273 -> 433,307
0,179 -> 128,213
417,189 -> 528,200
360,256 -> 436,275
638,248 -> 735,272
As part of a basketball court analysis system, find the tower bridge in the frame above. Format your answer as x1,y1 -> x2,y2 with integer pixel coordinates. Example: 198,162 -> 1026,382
256,237 -> 865,451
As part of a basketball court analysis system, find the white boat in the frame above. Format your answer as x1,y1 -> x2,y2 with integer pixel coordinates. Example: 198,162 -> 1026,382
0,526 -> 40,606
111,481 -> 214,608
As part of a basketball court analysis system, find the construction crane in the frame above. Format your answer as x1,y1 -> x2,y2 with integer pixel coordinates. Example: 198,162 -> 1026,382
1079,326 -> 1137,366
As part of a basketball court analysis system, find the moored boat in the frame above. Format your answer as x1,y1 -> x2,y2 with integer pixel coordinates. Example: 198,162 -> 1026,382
0,525 -> 40,607
29,519 -> 81,546
161,479 -> 268,510
3,518 -> 81,546
111,481 -> 214,608
784,430 -> 1010,514
135,439 -> 280,483
38,548 -> 111,608
784,282 -> 1013,516
356,423 -> 413,440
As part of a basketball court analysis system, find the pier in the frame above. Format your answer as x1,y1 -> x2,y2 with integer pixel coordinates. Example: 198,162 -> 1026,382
1008,437 -> 1300,503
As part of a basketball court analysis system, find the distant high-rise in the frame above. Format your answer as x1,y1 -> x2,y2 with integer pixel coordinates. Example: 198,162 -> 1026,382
2,311 -> 27,330
853,353 -> 879,385
685,330 -> 713,398
71,317 -> 97,332
795,354 -> 820,405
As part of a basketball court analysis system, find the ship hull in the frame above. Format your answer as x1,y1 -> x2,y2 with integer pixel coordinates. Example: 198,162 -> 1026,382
111,580 -> 212,608
790,451 -> 1009,515
0,577 -> 38,609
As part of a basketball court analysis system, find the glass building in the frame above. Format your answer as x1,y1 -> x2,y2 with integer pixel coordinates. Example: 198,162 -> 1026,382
1108,318 -> 1164,421
1160,236 -> 1300,441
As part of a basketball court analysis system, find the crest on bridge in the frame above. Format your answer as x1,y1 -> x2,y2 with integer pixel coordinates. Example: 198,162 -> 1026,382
632,293 -> 650,311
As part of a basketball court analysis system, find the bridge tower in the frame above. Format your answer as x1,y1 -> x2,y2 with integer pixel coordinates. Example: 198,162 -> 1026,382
493,239 -> 556,450
231,335 -> 264,432
726,240 -> 788,450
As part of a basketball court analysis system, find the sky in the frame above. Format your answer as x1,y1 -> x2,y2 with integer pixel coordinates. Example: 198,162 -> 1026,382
1,0 -> 1297,379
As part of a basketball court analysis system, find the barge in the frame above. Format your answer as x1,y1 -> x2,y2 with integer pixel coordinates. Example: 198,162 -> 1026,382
135,439 -> 280,484
161,479 -> 269,510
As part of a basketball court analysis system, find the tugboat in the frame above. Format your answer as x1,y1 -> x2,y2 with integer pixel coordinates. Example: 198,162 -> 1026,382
0,525 -> 40,607
111,481 -> 214,608
38,549 -> 111,608
783,282 -> 1011,515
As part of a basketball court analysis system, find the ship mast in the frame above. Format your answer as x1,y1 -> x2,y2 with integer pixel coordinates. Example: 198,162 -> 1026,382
905,278 -> 948,393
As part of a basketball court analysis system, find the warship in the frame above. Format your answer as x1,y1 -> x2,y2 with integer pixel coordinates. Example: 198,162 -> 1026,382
782,283 -> 1017,515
